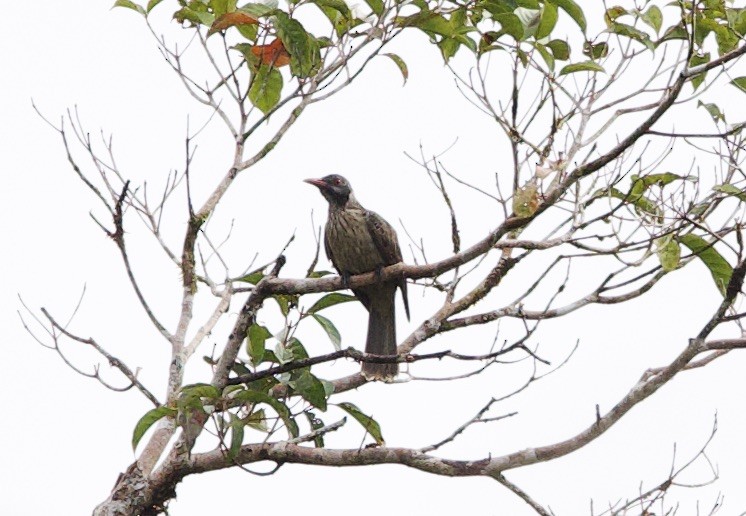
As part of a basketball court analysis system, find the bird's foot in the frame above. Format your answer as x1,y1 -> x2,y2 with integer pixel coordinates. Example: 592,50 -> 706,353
341,271 -> 351,289
374,265 -> 384,283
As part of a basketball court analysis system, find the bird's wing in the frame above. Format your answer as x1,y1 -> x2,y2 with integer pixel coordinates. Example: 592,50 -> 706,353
365,210 -> 403,265
365,210 -> 410,320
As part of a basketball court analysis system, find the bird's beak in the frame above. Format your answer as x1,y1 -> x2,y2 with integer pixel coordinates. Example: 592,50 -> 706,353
304,178 -> 327,189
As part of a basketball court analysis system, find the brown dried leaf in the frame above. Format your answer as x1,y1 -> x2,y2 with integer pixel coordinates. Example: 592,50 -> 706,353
251,38 -> 291,67
208,11 -> 258,36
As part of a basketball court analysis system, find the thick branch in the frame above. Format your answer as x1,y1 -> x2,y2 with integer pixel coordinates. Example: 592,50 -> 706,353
171,443 -> 493,480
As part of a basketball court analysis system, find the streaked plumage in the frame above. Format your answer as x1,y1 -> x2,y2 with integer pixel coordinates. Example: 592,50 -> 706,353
305,174 -> 408,380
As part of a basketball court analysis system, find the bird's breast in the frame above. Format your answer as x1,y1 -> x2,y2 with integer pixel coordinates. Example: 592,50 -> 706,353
326,207 -> 384,274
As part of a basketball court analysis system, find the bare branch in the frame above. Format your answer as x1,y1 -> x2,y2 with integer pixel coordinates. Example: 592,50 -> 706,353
39,308 -> 160,407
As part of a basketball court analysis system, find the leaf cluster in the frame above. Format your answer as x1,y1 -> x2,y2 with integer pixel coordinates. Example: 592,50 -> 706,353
591,172 -> 736,295
132,286 -> 385,453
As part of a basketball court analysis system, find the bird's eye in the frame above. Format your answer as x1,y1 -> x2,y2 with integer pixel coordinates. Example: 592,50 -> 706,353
334,178 -> 341,185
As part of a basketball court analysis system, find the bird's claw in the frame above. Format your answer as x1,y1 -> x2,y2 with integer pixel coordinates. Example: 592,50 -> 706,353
341,271 -> 351,289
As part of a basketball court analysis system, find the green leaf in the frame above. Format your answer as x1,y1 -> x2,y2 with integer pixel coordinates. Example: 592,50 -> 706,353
316,36 -> 334,49
113,0 -> 145,15
319,7 -> 346,36
293,370 -> 328,410
658,22 -> 688,43
656,236 -> 680,272
714,24 -> 739,55
274,341 -> 295,364
533,43 -> 554,71
513,181 -> 539,217
180,383 -> 221,402
688,53 -> 710,90
633,197 -> 661,221
146,0 -> 164,13
307,270 -> 334,278
697,100 -> 725,123
242,375 -> 279,395
174,7 -> 215,25
608,22 -> 654,51
730,77 -> 746,94
273,294 -> 298,316
132,406 -> 176,450
231,360 -> 251,376
304,412 -> 327,448
237,270 -> 264,284
688,201 -> 710,219
228,415 -> 245,459
337,402 -> 384,445
514,7 -> 540,39
249,64 -> 283,114
559,61 -> 605,75
311,313 -> 342,350
239,3 -> 276,18
535,1 -> 558,40
604,186 -> 662,223
679,233 -> 733,296
478,34 -> 503,55
307,293 -> 357,314
439,37 -> 461,62
238,24 -> 258,40
260,350 -> 281,365
546,39 -> 570,60
453,32 -> 477,55
400,11 -> 454,37
315,0 -> 358,37
223,384 -> 245,397
246,408 -> 269,432
641,5 -> 662,33
321,379 -> 335,397
517,48 -> 529,66
211,0 -> 237,16
312,0 -> 351,18
583,41 -> 608,59
731,8 -> 746,36
631,172 -> 693,193
714,184 -> 746,202
493,12 -> 524,40
553,0 -> 586,32
233,389 -> 300,437
364,0 -> 384,16
627,174 -> 648,199
604,6 -> 626,24
383,53 -> 408,84
692,17 -> 713,47
479,0 -> 513,17
247,324 -> 272,366
286,337 -> 310,361
274,12 -> 321,78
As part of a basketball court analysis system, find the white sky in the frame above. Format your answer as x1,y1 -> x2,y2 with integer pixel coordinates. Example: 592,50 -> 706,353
3,1 -> 746,515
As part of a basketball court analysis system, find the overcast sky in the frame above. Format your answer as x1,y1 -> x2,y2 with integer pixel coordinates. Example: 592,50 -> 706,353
3,1 -> 746,515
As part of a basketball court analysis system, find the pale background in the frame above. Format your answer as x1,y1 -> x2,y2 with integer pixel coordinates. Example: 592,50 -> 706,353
2,1 -> 746,514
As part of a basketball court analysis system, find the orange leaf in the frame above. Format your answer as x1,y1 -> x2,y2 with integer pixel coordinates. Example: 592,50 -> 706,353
251,39 -> 291,67
208,11 -> 258,36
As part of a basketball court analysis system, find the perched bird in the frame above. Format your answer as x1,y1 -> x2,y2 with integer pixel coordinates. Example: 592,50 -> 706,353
305,174 -> 409,380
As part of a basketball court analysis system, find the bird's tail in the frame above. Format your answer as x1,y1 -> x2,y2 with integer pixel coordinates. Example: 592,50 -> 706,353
362,288 -> 398,381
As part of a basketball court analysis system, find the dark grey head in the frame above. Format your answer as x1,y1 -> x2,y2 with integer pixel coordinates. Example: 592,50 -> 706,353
304,174 -> 353,206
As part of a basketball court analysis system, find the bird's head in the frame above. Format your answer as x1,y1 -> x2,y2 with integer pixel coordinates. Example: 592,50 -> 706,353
304,174 -> 353,206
